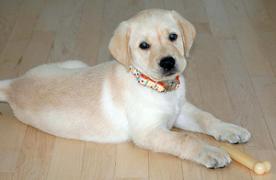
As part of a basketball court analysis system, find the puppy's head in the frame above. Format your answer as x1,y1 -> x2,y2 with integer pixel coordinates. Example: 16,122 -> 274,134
109,9 -> 196,81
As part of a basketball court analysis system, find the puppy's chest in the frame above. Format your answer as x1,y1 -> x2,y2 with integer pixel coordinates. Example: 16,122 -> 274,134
149,93 -> 183,128
127,77 -> 185,128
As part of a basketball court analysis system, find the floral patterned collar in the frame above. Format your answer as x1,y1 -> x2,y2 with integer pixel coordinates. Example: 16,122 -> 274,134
129,66 -> 180,93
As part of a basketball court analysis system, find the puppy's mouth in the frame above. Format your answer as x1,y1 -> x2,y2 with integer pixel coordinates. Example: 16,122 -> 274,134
162,68 -> 177,76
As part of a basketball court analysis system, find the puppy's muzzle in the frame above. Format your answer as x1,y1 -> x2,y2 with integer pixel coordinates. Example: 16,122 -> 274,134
159,56 -> 176,75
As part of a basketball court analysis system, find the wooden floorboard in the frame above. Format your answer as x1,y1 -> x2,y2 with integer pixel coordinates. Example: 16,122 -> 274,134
0,0 -> 275,179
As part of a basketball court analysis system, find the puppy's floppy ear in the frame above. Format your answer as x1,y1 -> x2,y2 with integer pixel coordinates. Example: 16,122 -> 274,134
171,10 -> 196,58
109,21 -> 131,68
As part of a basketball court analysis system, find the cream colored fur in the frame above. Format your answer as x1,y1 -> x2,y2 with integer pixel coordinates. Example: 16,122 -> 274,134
0,9 -> 251,168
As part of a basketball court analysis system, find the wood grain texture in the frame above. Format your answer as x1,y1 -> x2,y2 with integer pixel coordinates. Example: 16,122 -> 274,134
0,115 -> 26,172
0,0 -> 275,179
81,143 -> 116,180
13,127 -> 55,180
73,0 -> 105,65
0,173 -> 13,180
46,0 -> 86,63
46,139 -> 84,180
0,0 -> 23,56
149,153 -> 183,180
115,143 -> 148,179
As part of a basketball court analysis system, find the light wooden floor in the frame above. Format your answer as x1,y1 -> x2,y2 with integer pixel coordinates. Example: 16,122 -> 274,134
0,0 -> 275,179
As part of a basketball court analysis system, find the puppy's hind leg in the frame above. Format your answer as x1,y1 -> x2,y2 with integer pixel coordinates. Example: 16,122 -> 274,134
57,60 -> 89,69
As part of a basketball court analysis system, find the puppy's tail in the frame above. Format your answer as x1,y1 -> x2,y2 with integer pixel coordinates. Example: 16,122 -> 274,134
0,79 -> 12,102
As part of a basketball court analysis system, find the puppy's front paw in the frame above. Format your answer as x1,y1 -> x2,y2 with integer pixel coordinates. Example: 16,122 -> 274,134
195,145 -> 231,169
211,122 -> 251,144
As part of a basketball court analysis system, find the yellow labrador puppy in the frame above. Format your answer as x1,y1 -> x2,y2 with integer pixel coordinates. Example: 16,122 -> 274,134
0,9 -> 250,168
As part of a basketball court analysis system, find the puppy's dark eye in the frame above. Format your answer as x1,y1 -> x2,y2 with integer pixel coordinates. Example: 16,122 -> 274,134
169,33 -> 178,41
139,41 -> 150,50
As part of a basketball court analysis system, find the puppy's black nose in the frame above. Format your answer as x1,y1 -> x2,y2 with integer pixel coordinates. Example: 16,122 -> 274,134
159,56 -> 175,72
